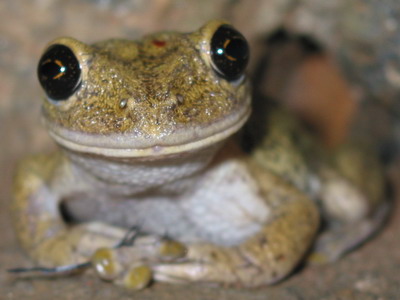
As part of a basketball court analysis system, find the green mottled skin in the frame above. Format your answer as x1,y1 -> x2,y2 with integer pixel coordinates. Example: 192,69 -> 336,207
42,23 -> 248,136
13,20 -> 386,289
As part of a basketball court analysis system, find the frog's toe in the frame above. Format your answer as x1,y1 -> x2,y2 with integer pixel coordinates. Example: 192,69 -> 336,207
91,247 -> 153,290
90,236 -> 188,288
152,257 -> 242,285
310,221 -> 378,264
120,265 -> 153,290
30,222 -> 126,266
74,222 -> 127,255
310,202 -> 389,264
152,244 -> 240,285
91,247 -> 122,281
153,260 -> 243,285
153,262 -> 214,283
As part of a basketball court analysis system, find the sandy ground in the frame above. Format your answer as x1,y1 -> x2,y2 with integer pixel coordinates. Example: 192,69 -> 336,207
1,1 -> 399,299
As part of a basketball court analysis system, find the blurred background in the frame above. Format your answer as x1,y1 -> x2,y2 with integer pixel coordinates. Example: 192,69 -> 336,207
1,1 -> 399,299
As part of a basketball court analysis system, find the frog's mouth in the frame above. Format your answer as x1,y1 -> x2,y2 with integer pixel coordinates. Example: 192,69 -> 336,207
43,101 -> 251,158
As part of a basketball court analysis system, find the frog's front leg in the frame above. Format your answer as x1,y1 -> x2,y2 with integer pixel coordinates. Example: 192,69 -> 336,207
12,152 -> 126,266
154,171 -> 319,287
97,159 -> 319,288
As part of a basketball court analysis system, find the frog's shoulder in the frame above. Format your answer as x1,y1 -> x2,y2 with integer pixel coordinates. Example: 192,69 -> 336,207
245,106 -> 317,191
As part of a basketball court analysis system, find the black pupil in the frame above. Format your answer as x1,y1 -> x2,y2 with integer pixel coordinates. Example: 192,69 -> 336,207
211,25 -> 249,81
37,44 -> 81,100
41,59 -> 66,80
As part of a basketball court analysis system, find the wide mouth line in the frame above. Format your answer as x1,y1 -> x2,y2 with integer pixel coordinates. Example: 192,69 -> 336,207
45,106 -> 251,157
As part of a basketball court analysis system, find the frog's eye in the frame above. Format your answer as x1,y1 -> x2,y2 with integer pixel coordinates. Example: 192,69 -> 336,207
37,44 -> 81,101
210,25 -> 249,81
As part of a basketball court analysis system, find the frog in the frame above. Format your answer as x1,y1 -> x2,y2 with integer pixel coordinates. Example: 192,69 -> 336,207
12,20 -> 387,290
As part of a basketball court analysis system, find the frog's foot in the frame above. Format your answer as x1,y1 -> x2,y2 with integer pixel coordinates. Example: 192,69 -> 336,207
153,243 -> 264,286
91,187 -> 319,288
89,235 -> 187,290
97,217 -> 317,289
152,241 -> 301,287
31,222 -> 127,267
90,240 -> 271,288
309,202 -> 390,264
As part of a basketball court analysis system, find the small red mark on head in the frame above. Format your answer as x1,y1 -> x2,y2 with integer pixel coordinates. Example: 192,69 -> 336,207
152,40 -> 166,47
276,254 -> 285,261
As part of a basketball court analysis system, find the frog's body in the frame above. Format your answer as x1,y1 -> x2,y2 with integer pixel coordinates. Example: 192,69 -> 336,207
13,21 -> 386,289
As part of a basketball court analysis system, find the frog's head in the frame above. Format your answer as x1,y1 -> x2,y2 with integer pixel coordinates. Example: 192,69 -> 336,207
38,20 -> 251,158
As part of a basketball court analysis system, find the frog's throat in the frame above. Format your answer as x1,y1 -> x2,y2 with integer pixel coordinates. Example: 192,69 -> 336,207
43,103 -> 251,158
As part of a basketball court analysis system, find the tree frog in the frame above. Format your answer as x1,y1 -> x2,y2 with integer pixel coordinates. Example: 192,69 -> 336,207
12,20 -> 386,289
